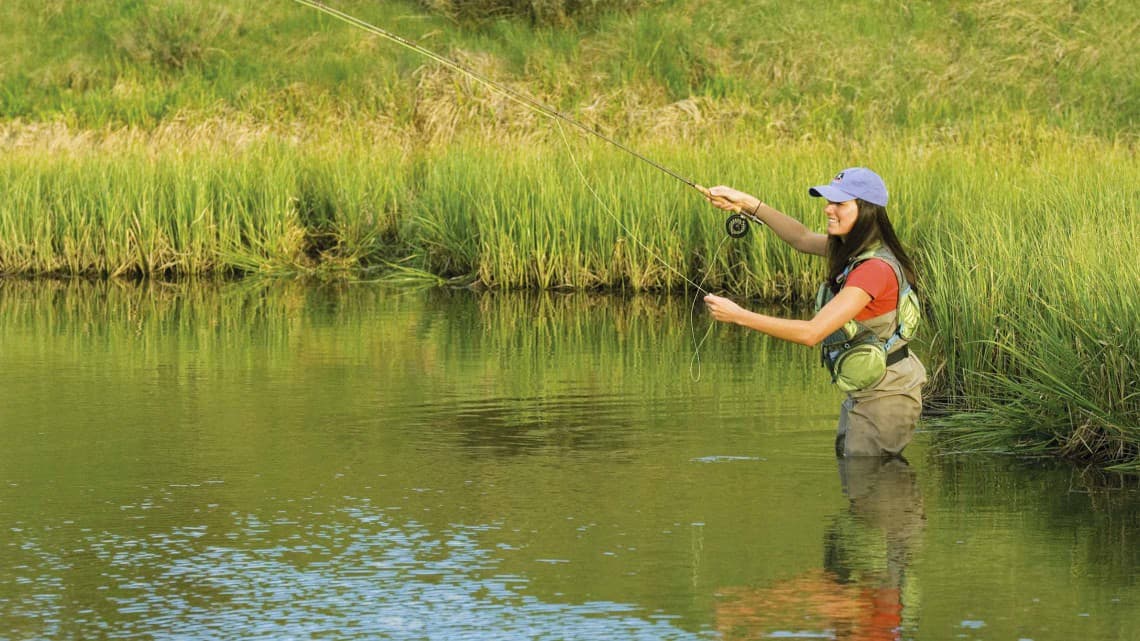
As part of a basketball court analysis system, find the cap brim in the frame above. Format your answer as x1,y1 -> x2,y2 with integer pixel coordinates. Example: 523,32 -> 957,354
808,185 -> 856,202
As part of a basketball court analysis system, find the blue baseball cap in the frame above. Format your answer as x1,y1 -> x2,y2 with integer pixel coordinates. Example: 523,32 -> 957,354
808,167 -> 889,207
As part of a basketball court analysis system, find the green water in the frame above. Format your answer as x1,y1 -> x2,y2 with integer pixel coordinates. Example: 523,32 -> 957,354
0,281 -> 1137,640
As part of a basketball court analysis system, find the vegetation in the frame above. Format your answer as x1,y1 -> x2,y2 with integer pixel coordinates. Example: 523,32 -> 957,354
1,0 -> 1138,467
4,0 -> 1139,136
415,0 -> 653,26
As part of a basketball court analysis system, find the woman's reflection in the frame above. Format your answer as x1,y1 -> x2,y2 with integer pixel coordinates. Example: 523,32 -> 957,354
716,457 -> 925,640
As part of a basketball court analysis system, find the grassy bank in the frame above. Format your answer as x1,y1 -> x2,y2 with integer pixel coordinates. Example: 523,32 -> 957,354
4,0 -> 1139,139
3,128 -> 1138,469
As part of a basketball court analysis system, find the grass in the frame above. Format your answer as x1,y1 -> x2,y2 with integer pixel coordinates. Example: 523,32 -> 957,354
3,0 -> 1140,137
6,123 -> 1135,468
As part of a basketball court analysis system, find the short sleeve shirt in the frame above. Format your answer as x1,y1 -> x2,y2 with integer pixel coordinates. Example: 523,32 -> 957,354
843,258 -> 899,321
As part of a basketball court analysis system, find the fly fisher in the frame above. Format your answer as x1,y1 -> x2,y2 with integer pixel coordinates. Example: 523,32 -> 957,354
703,168 -> 927,457
287,3 -> 924,423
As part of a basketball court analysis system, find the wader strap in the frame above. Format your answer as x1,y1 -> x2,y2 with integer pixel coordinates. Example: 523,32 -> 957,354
886,345 -> 909,366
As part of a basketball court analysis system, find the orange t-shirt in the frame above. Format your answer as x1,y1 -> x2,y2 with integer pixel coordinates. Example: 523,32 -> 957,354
843,259 -> 899,321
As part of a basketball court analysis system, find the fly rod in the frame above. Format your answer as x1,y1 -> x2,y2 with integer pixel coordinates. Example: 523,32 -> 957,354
289,0 -> 764,230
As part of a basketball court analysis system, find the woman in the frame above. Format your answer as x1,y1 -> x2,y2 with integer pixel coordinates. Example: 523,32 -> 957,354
703,168 -> 926,457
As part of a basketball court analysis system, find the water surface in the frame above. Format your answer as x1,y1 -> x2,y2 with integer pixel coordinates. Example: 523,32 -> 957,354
1,281 -> 1137,640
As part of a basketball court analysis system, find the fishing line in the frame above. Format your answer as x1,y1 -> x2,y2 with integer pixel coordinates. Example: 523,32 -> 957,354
291,0 -> 706,193
553,121 -> 710,295
290,0 -> 764,246
293,0 -> 754,376
554,121 -> 728,381
687,234 -> 730,381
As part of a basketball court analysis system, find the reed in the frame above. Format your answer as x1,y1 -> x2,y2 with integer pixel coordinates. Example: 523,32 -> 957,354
0,144 -> 304,277
905,142 -> 1140,469
11,124 -> 1138,465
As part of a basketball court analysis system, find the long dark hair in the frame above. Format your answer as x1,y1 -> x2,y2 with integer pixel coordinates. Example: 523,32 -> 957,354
826,199 -> 918,292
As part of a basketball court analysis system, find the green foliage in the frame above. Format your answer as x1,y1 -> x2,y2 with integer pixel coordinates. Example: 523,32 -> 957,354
113,0 -> 238,71
7,125 -> 1139,465
3,0 -> 1140,137
416,0 -> 650,26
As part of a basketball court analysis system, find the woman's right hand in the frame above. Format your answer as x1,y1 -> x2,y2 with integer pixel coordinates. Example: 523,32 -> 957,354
700,185 -> 757,212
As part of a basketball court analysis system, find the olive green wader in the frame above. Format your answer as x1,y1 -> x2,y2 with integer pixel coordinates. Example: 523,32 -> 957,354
835,309 -> 927,457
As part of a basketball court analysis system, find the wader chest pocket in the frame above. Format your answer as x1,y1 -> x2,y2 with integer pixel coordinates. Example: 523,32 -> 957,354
821,322 -> 887,392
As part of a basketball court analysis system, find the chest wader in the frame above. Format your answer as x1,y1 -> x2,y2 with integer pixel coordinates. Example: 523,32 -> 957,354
816,245 -> 928,457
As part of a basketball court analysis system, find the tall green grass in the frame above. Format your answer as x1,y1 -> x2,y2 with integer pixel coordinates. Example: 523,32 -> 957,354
0,143 -> 301,277
6,125 -> 1137,466
916,151 -> 1140,470
0,125 -> 817,294
0,132 -> 410,277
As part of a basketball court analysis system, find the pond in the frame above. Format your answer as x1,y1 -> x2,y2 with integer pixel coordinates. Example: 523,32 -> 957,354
1,281 -> 1137,640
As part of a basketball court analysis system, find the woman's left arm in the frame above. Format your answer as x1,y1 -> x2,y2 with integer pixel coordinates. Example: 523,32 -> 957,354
704,288 -> 871,347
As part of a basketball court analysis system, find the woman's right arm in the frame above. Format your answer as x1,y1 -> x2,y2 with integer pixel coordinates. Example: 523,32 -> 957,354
703,186 -> 827,256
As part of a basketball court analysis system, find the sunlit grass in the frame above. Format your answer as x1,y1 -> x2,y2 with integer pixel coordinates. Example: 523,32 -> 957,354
4,0 -> 1140,138
0,124 -> 1137,467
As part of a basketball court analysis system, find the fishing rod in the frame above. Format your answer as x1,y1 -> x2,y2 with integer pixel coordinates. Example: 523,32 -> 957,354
289,0 -> 765,238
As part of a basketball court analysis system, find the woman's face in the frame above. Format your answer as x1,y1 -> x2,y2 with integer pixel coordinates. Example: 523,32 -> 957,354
825,199 -> 859,237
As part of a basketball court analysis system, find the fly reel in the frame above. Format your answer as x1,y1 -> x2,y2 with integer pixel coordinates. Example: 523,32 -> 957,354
725,213 -> 750,238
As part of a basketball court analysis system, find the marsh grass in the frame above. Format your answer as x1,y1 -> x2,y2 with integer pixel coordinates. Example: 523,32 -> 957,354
1,125 -> 1137,466
113,1 -> 238,72
0,145 -> 304,277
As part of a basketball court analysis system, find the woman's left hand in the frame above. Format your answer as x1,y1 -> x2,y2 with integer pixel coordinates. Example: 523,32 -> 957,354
704,294 -> 745,324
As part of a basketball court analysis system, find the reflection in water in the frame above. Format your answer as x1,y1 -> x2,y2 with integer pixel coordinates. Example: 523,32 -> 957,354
716,458 -> 924,640
440,392 -> 637,458
2,282 -> 1140,640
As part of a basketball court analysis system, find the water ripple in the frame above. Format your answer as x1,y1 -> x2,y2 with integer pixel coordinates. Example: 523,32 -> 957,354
5,503 -> 703,641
